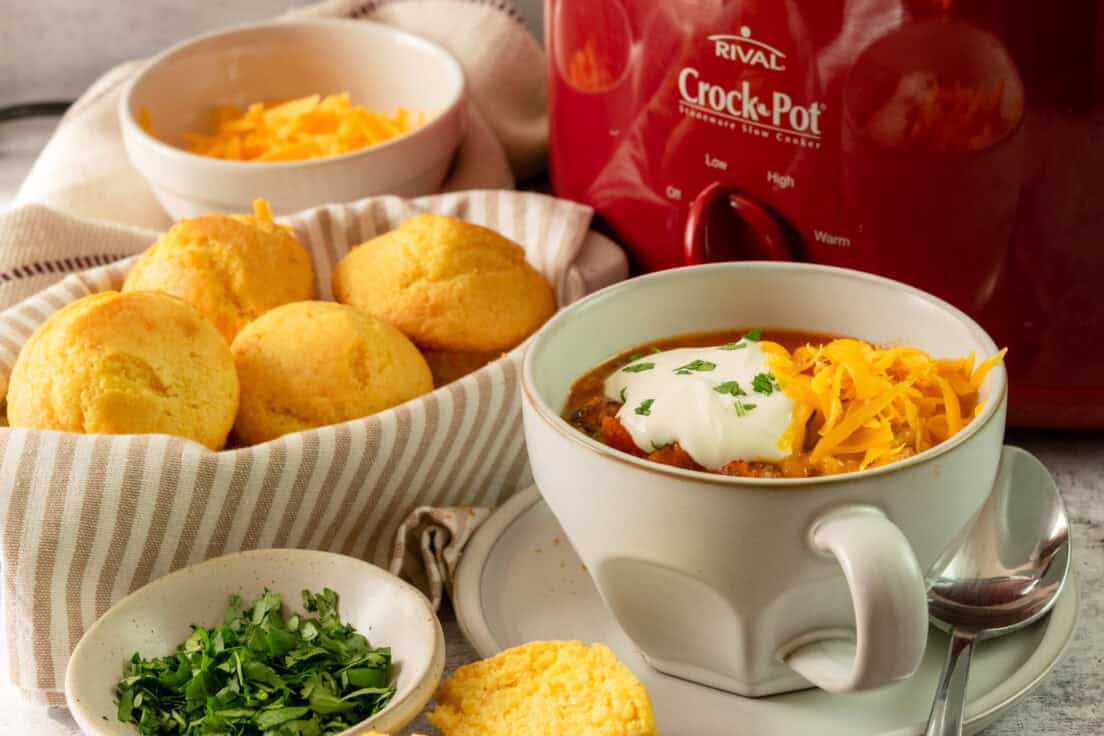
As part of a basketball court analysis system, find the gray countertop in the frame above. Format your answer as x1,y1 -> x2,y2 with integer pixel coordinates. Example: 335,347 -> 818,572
1,118 -> 1102,735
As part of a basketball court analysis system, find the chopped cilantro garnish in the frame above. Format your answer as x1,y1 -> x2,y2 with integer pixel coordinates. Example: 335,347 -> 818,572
742,328 -> 762,342
734,400 -> 758,417
720,342 -> 748,350
635,399 -> 654,416
115,589 -> 394,736
714,380 -> 747,397
674,359 -> 717,375
628,353 -> 644,362
752,372 -> 779,396
618,386 -> 627,403
650,346 -> 663,354
651,440 -> 667,450
622,362 -> 655,373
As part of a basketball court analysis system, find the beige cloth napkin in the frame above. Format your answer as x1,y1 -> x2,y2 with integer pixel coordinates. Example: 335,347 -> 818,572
390,506 -> 493,608
15,0 -> 547,230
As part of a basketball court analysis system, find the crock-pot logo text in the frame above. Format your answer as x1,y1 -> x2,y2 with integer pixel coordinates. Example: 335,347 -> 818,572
677,26 -> 825,149
709,26 -> 785,71
679,69 -> 824,135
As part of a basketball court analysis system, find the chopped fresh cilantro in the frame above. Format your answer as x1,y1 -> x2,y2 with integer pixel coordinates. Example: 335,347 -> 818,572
720,342 -> 748,351
674,359 -> 717,375
628,353 -> 644,362
114,589 -> 394,736
742,328 -> 762,342
650,346 -> 663,354
618,386 -> 627,403
635,399 -> 654,416
752,372 -> 779,396
651,441 -> 667,450
734,400 -> 758,417
714,380 -> 746,397
622,362 -> 655,373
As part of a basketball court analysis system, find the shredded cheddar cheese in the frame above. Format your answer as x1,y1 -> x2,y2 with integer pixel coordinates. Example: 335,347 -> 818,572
225,198 -> 295,236
137,107 -> 153,135
764,339 -> 1006,475
251,198 -> 273,223
183,93 -> 425,162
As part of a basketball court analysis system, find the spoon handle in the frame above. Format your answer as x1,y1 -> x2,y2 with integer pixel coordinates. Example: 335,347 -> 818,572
925,630 -> 977,736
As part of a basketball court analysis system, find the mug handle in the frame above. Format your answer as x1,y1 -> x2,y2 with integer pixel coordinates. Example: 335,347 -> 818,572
779,505 -> 929,693
684,182 -> 795,265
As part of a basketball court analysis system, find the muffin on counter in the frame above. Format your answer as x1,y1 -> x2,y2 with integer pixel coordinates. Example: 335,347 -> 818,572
231,301 -> 433,445
123,200 -> 315,343
332,214 -> 556,385
428,640 -> 657,736
6,290 -> 239,450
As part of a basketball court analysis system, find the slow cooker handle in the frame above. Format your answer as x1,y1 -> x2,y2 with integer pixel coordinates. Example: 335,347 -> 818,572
684,182 -> 795,265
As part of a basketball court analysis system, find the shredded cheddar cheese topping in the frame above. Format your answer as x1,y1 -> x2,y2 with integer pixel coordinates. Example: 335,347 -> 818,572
184,93 -> 426,162
763,339 -> 1006,475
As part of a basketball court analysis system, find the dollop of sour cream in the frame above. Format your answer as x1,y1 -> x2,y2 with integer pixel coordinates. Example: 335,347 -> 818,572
603,338 -> 794,470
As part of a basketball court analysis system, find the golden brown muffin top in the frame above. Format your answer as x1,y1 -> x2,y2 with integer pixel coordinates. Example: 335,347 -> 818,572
332,214 -> 556,353
123,210 -> 315,343
6,290 -> 239,450
230,300 -> 433,445
428,640 -> 657,736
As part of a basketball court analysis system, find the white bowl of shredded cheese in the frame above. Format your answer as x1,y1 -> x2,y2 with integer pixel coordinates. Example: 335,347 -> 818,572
120,19 -> 467,219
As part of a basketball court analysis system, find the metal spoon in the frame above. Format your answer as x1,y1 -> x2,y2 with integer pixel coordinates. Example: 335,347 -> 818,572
923,446 -> 1071,736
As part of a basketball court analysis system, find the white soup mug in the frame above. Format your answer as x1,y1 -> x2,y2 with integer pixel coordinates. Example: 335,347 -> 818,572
521,262 -> 1007,696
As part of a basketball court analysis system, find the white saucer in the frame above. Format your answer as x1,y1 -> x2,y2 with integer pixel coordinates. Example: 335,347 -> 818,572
454,451 -> 1080,736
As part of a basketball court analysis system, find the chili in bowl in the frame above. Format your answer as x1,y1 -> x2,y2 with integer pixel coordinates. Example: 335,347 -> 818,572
519,261 -> 1007,698
563,328 -> 1004,479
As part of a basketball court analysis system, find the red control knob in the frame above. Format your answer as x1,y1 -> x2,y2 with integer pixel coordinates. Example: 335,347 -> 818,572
684,182 -> 795,265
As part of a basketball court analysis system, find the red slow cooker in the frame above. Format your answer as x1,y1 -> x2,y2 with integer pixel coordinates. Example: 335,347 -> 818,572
546,0 -> 1104,428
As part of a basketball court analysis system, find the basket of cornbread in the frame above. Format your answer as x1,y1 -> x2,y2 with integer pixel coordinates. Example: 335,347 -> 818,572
0,190 -> 625,702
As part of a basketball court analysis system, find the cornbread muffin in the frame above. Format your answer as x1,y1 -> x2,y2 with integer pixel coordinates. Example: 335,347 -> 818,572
123,201 -> 315,342
331,214 -> 556,361
6,290 -> 238,450
231,301 -> 433,445
428,641 -> 657,736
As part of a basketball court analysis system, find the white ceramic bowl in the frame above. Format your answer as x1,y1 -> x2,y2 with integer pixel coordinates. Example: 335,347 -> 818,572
65,549 -> 445,736
119,19 -> 467,219
521,262 -> 1008,697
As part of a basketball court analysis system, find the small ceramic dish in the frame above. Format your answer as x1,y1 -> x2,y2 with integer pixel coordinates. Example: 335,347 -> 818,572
119,19 -> 467,219
65,549 -> 445,736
